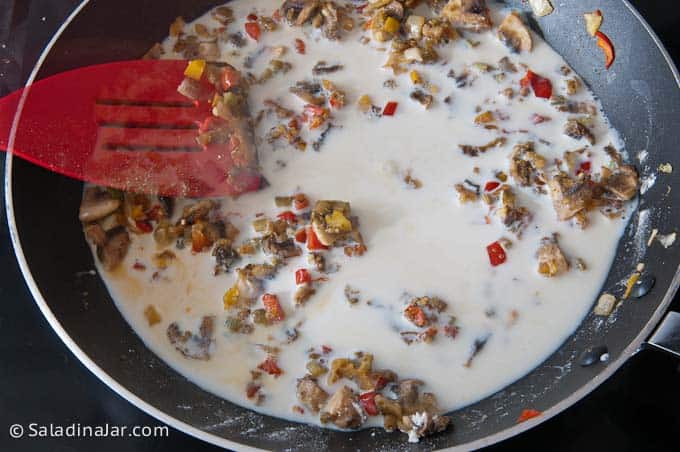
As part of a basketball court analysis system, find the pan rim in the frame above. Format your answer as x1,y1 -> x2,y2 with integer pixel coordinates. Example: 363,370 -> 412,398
4,0 -> 679,450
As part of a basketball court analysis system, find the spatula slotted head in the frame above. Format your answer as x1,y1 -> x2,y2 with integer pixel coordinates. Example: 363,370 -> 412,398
0,59 -> 260,197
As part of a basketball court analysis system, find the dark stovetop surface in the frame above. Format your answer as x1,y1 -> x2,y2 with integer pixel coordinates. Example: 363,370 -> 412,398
0,1 -> 678,451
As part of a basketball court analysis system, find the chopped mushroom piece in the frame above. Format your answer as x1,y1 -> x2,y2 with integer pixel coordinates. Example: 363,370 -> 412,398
310,200 -> 354,246
497,11 -> 532,53
537,235 -> 569,277
440,0 -> 493,32
459,137 -> 506,157
509,142 -> 546,186
84,223 -> 108,247
290,80 -> 325,105
96,227 -> 131,271
402,411 -> 450,443
166,316 -> 214,360
79,187 -> 121,222
495,186 -> 532,235
564,119 -> 595,145
604,164 -> 639,201
548,172 -> 596,221
296,376 -> 329,413
320,385 -> 364,429
454,184 -> 478,203
282,0 -> 320,25
550,95 -> 598,115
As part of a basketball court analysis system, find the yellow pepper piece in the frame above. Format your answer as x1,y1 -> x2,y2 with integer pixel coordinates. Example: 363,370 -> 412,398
357,94 -> 372,113
325,210 -> 352,232
410,70 -> 422,84
623,272 -> 640,299
383,16 -> 400,34
474,110 -> 495,124
184,59 -> 206,81
223,285 -> 240,309
143,305 -> 162,326
130,204 -> 145,221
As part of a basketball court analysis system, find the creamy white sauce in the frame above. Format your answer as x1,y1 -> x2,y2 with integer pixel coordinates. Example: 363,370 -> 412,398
89,0 -> 634,429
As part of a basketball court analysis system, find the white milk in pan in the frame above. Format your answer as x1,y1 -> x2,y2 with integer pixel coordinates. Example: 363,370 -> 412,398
86,0 -> 634,434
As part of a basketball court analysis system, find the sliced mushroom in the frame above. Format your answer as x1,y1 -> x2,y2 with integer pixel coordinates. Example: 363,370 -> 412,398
296,376 -> 329,413
289,81 -> 325,105
497,11 -> 532,53
320,385 -> 363,429
311,200 -> 354,246
537,235 -> 569,277
84,223 -> 107,247
604,164 -> 638,201
96,226 -> 130,271
166,316 -> 215,360
509,142 -> 545,186
320,1 -> 340,40
296,0 -> 321,25
440,0 -> 493,32
564,119 -> 595,145
261,236 -> 302,258
79,187 -> 121,222
548,172 -> 595,220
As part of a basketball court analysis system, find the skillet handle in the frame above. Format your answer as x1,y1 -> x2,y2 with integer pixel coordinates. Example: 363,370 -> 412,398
645,311 -> 680,358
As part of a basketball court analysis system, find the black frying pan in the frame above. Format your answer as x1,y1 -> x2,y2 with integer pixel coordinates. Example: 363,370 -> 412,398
4,0 -> 680,449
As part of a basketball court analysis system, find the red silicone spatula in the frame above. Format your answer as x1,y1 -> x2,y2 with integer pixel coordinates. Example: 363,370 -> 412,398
0,59 -> 261,198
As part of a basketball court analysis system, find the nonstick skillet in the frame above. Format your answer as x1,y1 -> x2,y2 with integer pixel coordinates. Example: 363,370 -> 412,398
4,0 -> 680,450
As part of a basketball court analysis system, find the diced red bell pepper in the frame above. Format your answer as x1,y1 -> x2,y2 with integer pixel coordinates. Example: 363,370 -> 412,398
517,408 -> 541,423
484,181 -> 501,192
374,375 -> 388,390
444,324 -> 460,339
272,9 -> 282,22
263,293 -> 285,322
245,22 -> 261,41
595,31 -> 615,69
191,227 -> 210,252
293,193 -> 309,210
382,101 -> 398,116
221,67 -> 241,91
304,104 -> 325,116
198,116 -> 229,134
520,70 -> 553,99
277,211 -> 297,223
531,113 -> 550,124
247,13 -> 258,21
132,262 -> 146,271
306,227 -> 328,250
146,205 -> 162,221
294,228 -> 307,243
404,304 -> 428,327
135,220 -> 153,233
295,269 -> 312,285
486,241 -> 507,266
576,161 -> 592,175
246,382 -> 261,399
257,356 -> 283,376
359,391 -> 379,416
294,38 -> 306,54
